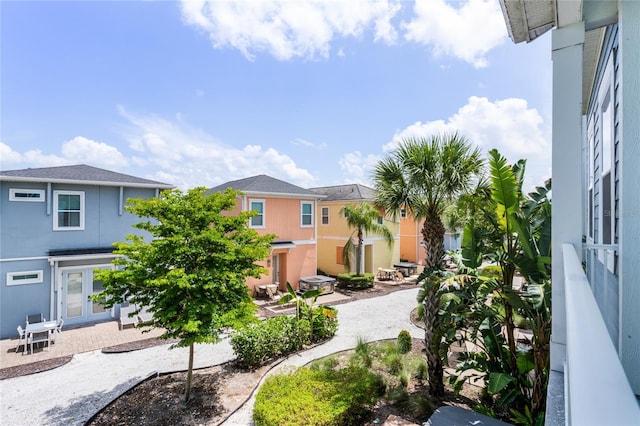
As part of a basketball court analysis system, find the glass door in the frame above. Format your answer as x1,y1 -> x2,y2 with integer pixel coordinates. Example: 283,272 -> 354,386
63,271 -> 84,320
62,267 -> 112,325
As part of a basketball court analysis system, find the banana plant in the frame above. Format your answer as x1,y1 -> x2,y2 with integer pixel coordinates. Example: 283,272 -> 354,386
452,149 -> 551,423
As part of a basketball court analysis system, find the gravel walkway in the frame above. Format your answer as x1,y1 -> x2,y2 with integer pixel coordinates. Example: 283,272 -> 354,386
0,287 -> 421,426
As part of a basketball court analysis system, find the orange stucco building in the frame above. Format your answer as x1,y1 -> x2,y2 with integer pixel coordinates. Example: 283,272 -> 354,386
208,175 -> 323,294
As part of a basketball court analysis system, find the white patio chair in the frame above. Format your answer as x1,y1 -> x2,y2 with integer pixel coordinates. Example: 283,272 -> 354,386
52,318 -> 64,344
119,304 -> 139,330
137,305 -> 153,323
16,325 -> 27,354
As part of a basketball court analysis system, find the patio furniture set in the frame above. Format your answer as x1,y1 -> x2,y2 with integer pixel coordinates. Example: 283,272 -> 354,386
119,304 -> 154,330
15,313 -> 63,355
377,262 -> 420,282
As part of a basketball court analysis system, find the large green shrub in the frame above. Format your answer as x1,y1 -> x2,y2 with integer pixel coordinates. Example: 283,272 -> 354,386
337,273 -> 374,289
231,307 -> 338,368
231,315 -> 311,368
254,367 -> 383,426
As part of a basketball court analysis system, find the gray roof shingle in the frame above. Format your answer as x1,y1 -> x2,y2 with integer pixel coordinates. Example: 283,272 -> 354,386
208,174 -> 322,198
309,184 -> 376,202
0,164 -> 173,188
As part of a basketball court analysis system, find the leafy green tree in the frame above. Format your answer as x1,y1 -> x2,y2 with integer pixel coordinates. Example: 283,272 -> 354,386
92,187 -> 275,401
372,133 -> 483,397
340,202 -> 395,276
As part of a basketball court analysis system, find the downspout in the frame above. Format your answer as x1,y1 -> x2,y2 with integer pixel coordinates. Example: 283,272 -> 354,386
47,183 -> 52,215
118,186 -> 124,216
49,260 -> 55,321
314,199 -> 318,273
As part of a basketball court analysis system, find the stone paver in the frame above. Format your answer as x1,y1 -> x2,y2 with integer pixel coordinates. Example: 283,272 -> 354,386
1,321 -> 165,369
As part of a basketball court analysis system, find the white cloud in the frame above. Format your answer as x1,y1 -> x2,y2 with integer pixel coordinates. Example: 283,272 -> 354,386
403,0 -> 506,68
387,96 -> 550,190
291,138 -> 327,150
0,137 -> 127,171
338,151 -> 381,185
61,136 -> 129,169
179,0 -> 401,61
118,107 -> 317,189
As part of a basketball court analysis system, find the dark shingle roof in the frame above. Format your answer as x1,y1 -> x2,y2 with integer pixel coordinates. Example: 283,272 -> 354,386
0,164 -> 173,188
208,174 -> 322,198
309,184 -> 376,202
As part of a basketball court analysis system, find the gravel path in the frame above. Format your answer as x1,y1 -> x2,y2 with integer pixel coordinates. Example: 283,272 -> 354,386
0,287 -> 420,426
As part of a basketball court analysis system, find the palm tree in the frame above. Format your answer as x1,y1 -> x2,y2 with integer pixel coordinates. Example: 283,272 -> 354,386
372,133 -> 483,397
340,202 -> 395,276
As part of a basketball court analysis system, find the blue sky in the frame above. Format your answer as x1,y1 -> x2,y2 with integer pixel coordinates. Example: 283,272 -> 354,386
1,0 -> 552,191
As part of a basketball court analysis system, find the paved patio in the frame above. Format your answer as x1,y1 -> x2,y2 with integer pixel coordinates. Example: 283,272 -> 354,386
0,320 -> 165,369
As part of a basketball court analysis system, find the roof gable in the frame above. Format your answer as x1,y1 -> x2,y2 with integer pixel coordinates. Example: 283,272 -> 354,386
0,164 -> 173,188
208,174 -> 321,198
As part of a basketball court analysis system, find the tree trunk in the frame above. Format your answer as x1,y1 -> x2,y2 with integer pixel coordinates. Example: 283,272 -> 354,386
421,213 -> 445,269
184,342 -> 194,402
421,213 -> 446,397
356,229 -> 364,275
423,291 -> 444,397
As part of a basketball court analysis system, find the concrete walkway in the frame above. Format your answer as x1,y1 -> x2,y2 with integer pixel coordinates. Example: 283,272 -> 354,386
0,287 -> 421,426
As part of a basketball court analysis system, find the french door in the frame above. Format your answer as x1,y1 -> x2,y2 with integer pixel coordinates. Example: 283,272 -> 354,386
61,266 -> 112,325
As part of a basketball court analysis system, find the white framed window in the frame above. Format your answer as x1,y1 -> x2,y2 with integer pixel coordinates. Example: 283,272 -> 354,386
301,201 -> 313,227
7,270 -> 43,286
53,190 -> 85,230
249,199 -> 265,228
400,208 -> 407,218
9,188 -> 45,202
321,207 -> 329,225
376,216 -> 384,225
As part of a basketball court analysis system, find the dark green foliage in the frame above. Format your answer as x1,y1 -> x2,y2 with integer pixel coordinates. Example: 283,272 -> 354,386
397,330 -> 412,354
446,150 -> 552,423
230,315 -> 311,368
253,367 -> 381,426
337,273 -> 374,289
231,304 -> 338,368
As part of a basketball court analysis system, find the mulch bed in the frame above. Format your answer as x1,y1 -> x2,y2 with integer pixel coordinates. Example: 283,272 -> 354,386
0,355 -> 73,380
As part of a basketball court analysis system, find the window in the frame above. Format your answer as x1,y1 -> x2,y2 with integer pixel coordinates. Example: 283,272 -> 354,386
321,207 -> 329,225
376,216 -> 383,225
249,199 -> 265,228
53,191 -> 85,230
301,201 -> 313,227
400,208 -> 407,218
9,188 -> 45,202
7,270 -> 43,286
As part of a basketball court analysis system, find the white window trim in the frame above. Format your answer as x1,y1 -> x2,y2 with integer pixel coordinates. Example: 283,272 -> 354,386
9,188 -> 45,202
300,201 -> 314,228
7,270 -> 43,286
249,199 -> 265,229
321,206 -> 329,225
53,190 -> 85,231
400,208 -> 407,218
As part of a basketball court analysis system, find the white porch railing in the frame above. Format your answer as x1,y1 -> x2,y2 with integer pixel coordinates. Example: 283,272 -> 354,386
562,243 -> 640,425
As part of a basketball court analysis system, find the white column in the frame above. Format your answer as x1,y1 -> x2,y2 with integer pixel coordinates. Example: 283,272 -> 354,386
550,21 -> 585,372
618,0 -> 640,395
